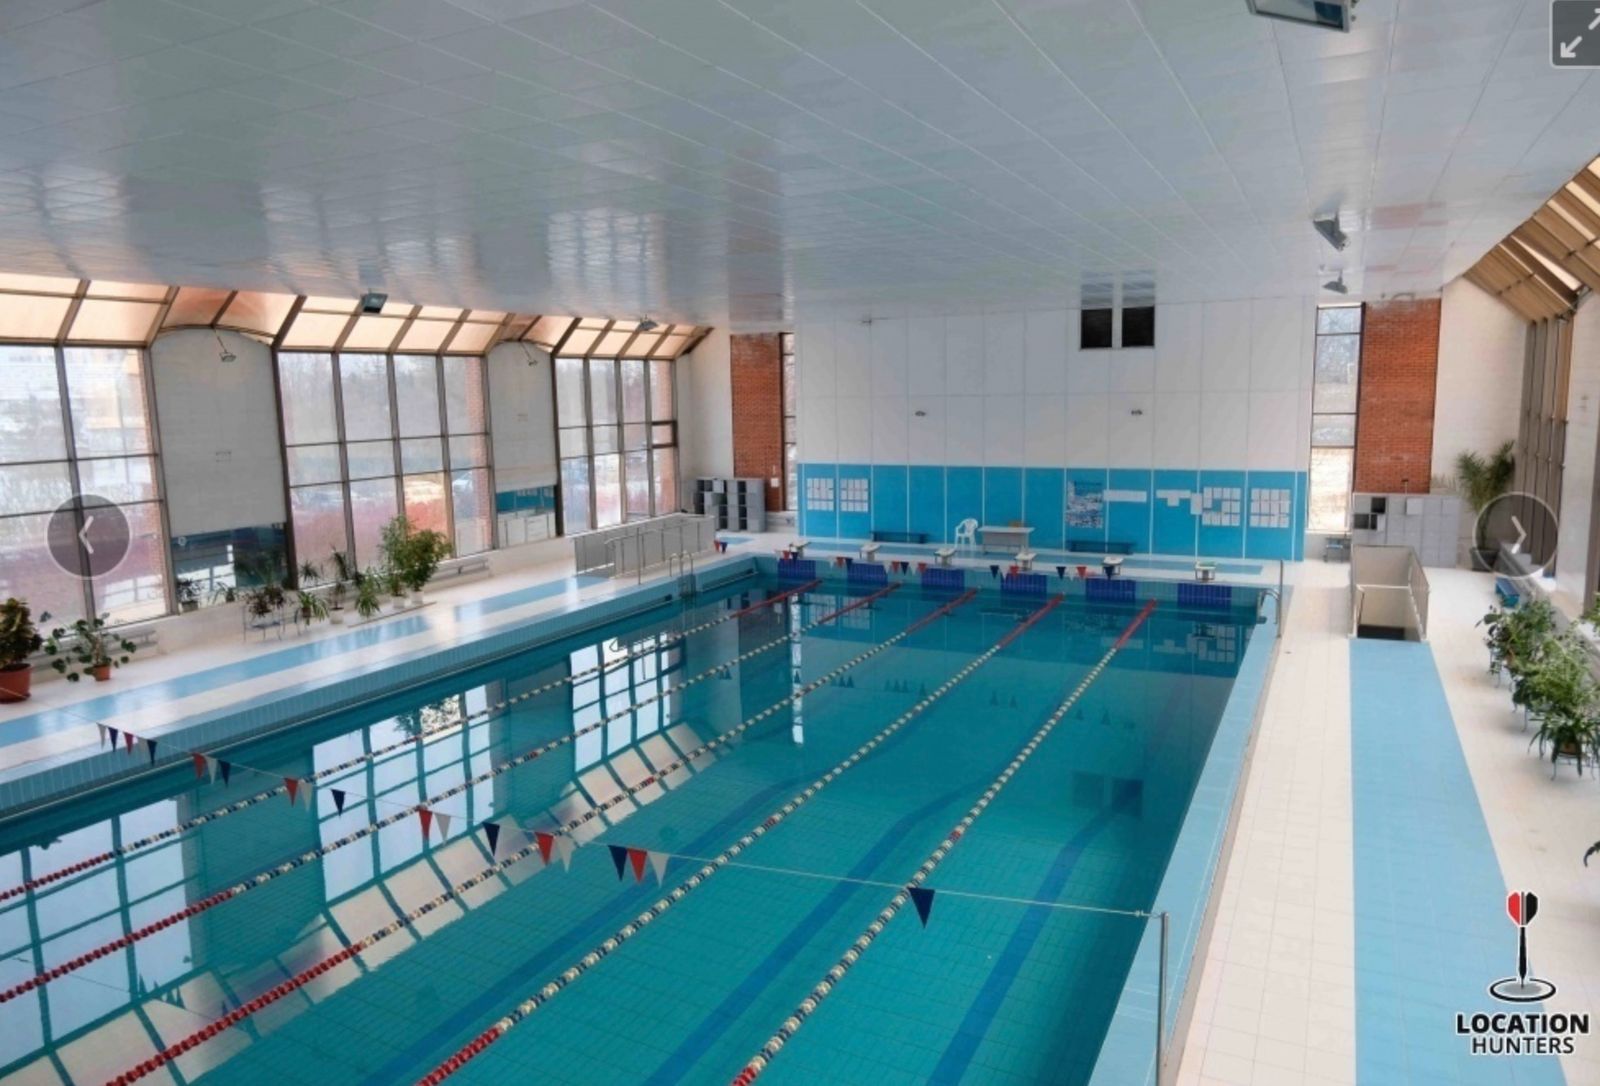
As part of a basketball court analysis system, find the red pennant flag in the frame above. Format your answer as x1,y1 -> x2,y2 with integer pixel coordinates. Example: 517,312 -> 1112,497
418,806 -> 433,840
284,777 -> 299,805
535,831 -> 555,864
124,732 -> 136,754
628,847 -> 649,883
192,753 -> 207,780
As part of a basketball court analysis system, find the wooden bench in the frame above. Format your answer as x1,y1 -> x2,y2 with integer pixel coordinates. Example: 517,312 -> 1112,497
1066,539 -> 1134,556
859,541 -> 881,561
934,546 -> 956,567
1015,550 -> 1037,571
431,554 -> 492,582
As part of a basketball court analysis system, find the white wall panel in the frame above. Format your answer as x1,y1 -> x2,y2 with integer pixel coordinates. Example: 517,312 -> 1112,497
870,317 -> 908,399
946,395 -> 986,462
797,319 -> 835,401
1109,347 -> 1155,394
906,317 -> 946,396
983,394 -> 1026,465
983,314 -> 1026,395
1107,392 -> 1154,468
944,314 -> 985,395
1202,299 -> 1252,392
835,394 -> 872,461
1023,309 -> 1069,394
1152,390 -> 1201,466
1156,302 -> 1203,392
1433,276 -> 1525,482
802,395 -> 839,463
908,398 -> 946,465
871,394 -> 909,463
1248,389 -> 1301,469
1200,390 -> 1251,468
1249,297 -> 1304,391
1066,394 -> 1109,465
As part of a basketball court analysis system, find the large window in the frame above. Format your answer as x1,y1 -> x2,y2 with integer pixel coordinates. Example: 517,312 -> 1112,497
781,332 -> 798,511
0,343 -> 168,623
554,321 -> 680,533
1309,305 -> 1362,532
279,352 -> 491,570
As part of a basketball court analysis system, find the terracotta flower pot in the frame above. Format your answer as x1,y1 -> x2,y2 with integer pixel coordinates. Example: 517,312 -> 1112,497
90,664 -> 112,682
0,663 -> 32,702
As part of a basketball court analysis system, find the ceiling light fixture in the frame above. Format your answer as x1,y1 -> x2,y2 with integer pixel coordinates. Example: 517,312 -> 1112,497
1246,0 -> 1355,32
214,331 -> 236,364
637,317 -> 659,332
359,290 -> 387,314
1313,215 -> 1349,251
1323,273 -> 1349,294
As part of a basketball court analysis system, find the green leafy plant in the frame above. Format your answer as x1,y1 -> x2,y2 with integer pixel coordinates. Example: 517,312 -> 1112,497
242,583 -> 286,622
354,572 -> 382,619
295,589 -> 328,623
44,615 -> 138,682
0,599 -> 44,670
1456,440 -> 1515,514
327,549 -> 354,610
297,560 -> 322,588
1519,630 -> 1600,775
175,578 -> 201,612
379,514 -> 452,595
1480,598 -> 1556,692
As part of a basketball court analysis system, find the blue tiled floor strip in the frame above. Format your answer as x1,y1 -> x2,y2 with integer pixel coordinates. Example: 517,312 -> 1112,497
0,574 -> 606,749
1349,640 -> 1564,1086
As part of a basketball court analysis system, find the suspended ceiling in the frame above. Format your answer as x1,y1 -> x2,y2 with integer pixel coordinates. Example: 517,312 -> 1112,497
0,0 -> 1596,325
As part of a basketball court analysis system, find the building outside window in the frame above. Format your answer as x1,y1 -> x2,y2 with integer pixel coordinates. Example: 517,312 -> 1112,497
781,332 -> 798,511
278,351 -> 492,571
1309,304 -> 1363,532
553,320 -> 685,534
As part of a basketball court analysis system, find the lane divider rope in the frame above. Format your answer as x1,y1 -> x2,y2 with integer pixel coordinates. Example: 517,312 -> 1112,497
0,580 -> 822,906
409,591 -> 1056,1086
728,598 -> 1158,1085
97,588 -> 975,1086
0,583 -> 895,1003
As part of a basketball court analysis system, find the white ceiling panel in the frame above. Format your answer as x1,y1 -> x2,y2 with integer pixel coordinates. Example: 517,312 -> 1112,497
0,0 -> 1593,324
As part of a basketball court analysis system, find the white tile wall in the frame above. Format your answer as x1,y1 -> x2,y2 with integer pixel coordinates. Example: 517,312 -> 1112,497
795,299 -> 1315,473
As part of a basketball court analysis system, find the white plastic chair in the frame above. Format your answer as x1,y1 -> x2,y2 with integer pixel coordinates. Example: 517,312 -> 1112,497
954,518 -> 978,554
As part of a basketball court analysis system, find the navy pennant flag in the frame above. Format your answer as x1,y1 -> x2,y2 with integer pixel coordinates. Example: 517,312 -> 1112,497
909,885 -> 935,927
483,821 -> 501,855
608,844 -> 629,880
331,788 -> 347,814
107,725 -> 118,749
989,564 -> 1000,579
145,738 -> 158,764
219,760 -> 231,784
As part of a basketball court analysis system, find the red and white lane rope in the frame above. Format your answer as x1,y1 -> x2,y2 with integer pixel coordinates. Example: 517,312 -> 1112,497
98,587 -> 969,1086
0,583 -> 895,1004
0,580 -> 821,906
408,592 -> 1058,1086
728,599 -> 1158,1085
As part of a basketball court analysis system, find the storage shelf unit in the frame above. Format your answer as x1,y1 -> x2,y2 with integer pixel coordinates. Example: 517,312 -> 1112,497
694,477 -> 766,532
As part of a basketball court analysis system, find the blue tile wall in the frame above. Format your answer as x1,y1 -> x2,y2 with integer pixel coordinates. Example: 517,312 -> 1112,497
946,466 -> 983,540
870,465 -> 909,536
1023,468 -> 1065,549
983,466 -> 1023,529
921,567 -> 966,591
908,466 -> 946,543
1107,469 -> 1153,553
799,463 -> 1310,560
1152,469 -> 1199,555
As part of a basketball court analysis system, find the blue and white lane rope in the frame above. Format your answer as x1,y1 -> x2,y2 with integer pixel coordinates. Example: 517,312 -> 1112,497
728,599 -> 1158,1085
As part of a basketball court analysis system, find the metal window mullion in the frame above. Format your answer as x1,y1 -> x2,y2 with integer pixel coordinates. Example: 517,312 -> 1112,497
436,354 -> 455,547
585,356 -> 597,530
641,354 -> 656,518
136,341 -> 176,615
386,353 -> 403,525
331,354 -> 356,562
50,343 -> 97,620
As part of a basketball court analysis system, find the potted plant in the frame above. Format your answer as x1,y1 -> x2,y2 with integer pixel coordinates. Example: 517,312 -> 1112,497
242,584 -> 286,628
380,514 -> 452,603
44,615 -> 138,682
176,578 -> 201,613
327,550 -> 353,624
0,599 -> 45,702
295,589 -> 328,625
354,570 -> 383,620
385,567 -> 407,609
1458,441 -> 1515,571
1521,631 -> 1600,775
210,583 -> 237,605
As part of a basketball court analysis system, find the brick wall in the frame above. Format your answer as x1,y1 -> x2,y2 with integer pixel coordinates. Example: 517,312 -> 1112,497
1354,298 -> 1442,493
730,332 -> 784,511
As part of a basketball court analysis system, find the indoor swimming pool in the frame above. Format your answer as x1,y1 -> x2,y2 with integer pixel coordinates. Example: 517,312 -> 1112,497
0,567 -> 1264,1086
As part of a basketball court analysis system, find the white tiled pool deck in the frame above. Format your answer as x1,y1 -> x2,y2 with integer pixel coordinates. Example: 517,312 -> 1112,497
4,541 -> 1597,1085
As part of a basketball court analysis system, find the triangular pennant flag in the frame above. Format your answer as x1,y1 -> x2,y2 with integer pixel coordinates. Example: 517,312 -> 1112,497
649,851 -> 669,884
909,885 -> 935,927
331,788 -> 347,814
627,847 -> 649,883
220,760 -> 232,784
483,821 -> 501,855
206,755 -> 218,784
284,777 -> 300,805
124,731 -> 136,754
608,844 -> 629,880
300,779 -> 314,809
98,723 -> 108,747
418,806 -> 433,840
192,753 -> 207,779
107,725 -> 119,750
1056,565 -> 1067,579
435,811 -> 452,840
145,738 -> 158,764
535,831 -> 555,864
554,833 -> 575,871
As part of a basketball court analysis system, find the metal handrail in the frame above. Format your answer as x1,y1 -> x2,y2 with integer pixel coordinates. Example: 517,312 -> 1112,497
604,521 -> 707,582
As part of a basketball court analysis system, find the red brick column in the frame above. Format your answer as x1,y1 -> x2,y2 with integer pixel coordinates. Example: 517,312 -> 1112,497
1354,299 -> 1442,493
730,332 -> 784,511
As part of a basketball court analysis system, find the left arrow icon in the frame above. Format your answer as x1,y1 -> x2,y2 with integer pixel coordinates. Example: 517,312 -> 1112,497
78,514 -> 96,555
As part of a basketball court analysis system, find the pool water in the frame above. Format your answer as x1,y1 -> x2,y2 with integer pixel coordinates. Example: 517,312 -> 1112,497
0,574 -> 1255,1086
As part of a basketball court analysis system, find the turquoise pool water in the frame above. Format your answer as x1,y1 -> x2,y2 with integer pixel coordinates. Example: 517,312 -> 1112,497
0,574 -> 1256,1086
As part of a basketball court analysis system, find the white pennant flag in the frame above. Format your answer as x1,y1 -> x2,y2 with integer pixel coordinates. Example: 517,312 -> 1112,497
435,811 -> 452,841
649,850 -> 669,885
554,833 -> 575,871
97,723 -> 107,747
300,779 -> 314,809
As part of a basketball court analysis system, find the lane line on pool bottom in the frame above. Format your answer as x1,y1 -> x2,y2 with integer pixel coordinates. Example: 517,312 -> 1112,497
0,583 -> 894,1004
97,589 -> 977,1086
728,598 -> 1158,1085
408,592 -> 1060,1086
0,580 -> 821,906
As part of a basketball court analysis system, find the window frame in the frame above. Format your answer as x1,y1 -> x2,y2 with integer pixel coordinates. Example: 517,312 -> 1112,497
780,332 -> 798,512
1308,304 -> 1364,533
